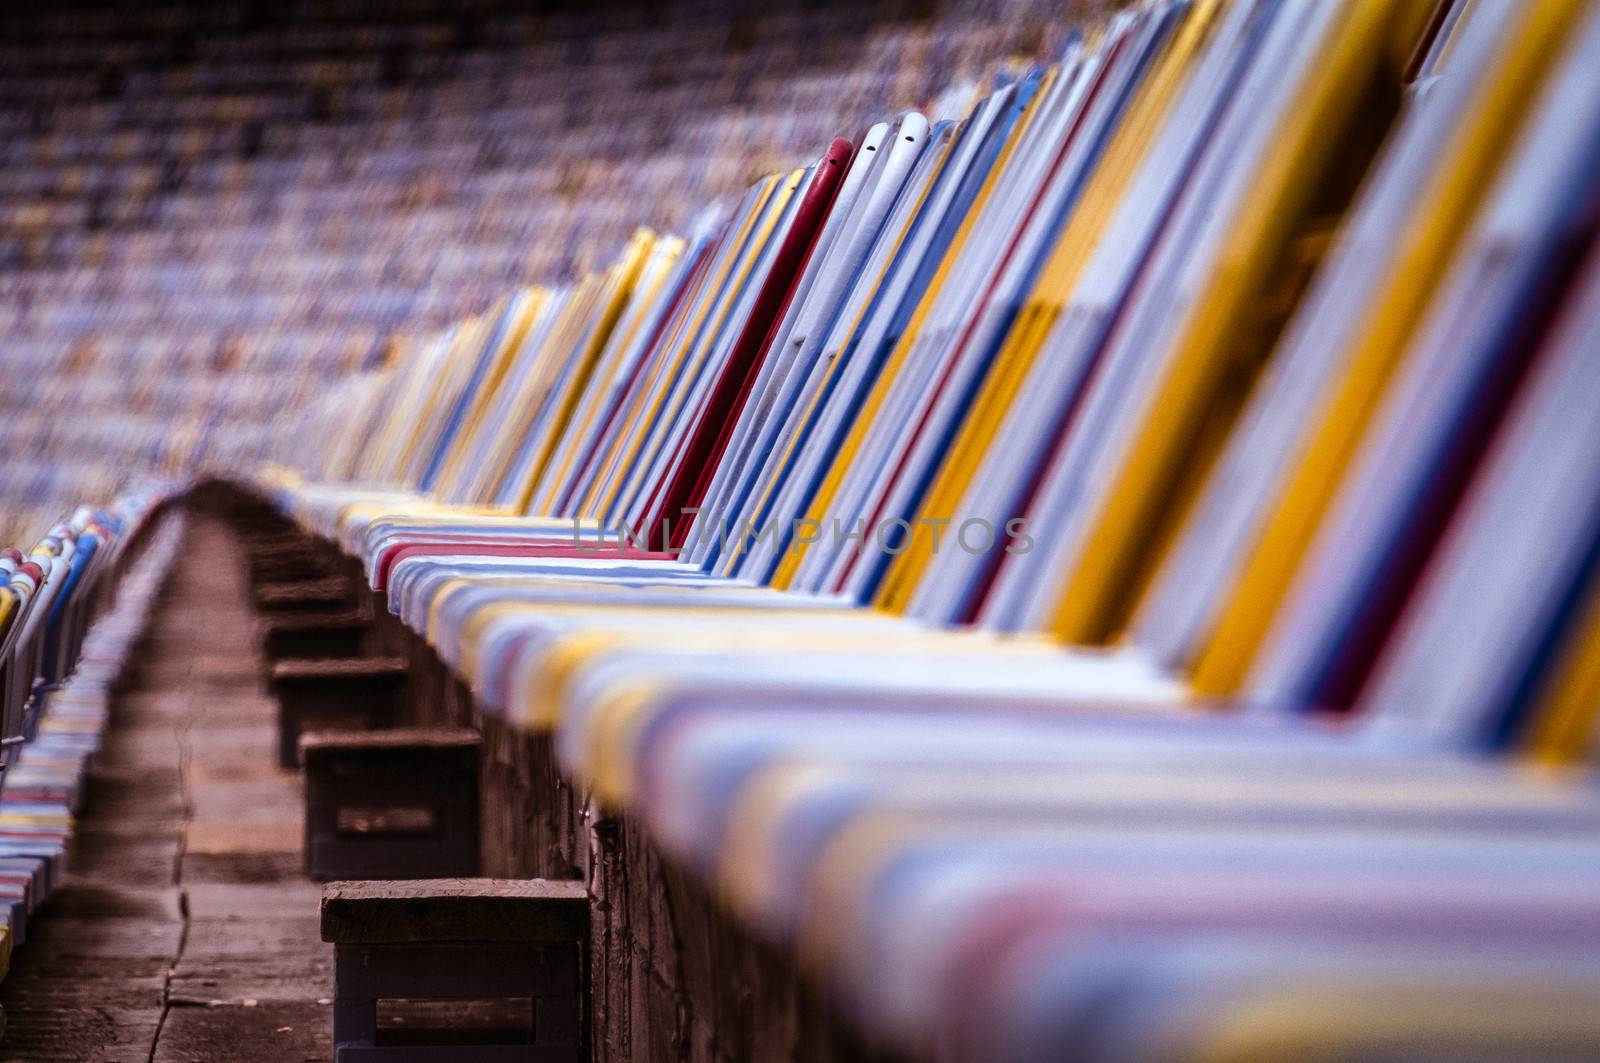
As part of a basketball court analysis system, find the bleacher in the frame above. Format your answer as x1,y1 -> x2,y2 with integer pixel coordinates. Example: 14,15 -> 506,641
0,487 -> 179,981
4,0 -> 1600,1059
0,0 -> 1084,545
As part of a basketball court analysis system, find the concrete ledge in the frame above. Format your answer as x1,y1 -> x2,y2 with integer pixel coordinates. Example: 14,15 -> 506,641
321,878 -> 589,945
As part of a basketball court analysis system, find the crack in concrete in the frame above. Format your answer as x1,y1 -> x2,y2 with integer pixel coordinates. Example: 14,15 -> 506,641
147,702 -> 197,1062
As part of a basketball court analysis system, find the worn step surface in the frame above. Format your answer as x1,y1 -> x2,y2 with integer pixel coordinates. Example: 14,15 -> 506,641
0,514 -> 333,1062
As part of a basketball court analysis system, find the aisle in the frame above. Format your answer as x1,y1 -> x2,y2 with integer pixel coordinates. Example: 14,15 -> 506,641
0,515 -> 331,1062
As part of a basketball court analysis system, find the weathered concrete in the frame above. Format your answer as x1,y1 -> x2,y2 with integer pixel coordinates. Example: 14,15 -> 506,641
0,515 -> 332,1062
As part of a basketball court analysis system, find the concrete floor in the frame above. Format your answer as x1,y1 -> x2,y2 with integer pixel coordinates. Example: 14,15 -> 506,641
0,516 -> 332,1062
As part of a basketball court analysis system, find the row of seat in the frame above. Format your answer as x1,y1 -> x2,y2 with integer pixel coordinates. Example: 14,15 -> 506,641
0,487 -> 179,982
226,0 -> 1600,1058
0,0 -> 1073,547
